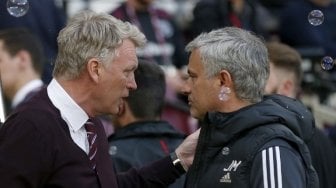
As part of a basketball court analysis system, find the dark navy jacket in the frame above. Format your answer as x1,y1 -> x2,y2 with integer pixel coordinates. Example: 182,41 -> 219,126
108,120 -> 186,188
186,95 -> 319,188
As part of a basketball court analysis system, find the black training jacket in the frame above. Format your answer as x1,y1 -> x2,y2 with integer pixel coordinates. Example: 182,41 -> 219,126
186,95 -> 319,188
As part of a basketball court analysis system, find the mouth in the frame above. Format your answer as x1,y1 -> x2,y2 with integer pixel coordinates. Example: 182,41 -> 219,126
188,98 -> 192,106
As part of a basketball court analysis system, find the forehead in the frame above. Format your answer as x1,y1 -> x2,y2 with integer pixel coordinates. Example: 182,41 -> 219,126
113,39 -> 138,67
119,40 -> 136,58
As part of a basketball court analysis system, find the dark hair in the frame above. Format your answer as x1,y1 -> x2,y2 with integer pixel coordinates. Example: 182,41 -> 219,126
0,28 -> 44,74
266,41 -> 302,89
126,60 -> 166,119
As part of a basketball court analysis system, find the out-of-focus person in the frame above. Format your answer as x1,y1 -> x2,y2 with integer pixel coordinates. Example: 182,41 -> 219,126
110,0 -> 194,135
108,60 -> 186,188
110,0 -> 188,69
0,0 -> 66,83
191,0 -> 278,40
0,28 -> 44,113
265,41 -> 336,188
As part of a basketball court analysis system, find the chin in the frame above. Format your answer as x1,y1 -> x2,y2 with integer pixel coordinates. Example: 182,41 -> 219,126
108,107 -> 119,116
190,109 -> 201,120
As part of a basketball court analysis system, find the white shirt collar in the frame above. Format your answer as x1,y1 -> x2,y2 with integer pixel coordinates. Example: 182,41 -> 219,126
47,79 -> 89,132
12,79 -> 44,108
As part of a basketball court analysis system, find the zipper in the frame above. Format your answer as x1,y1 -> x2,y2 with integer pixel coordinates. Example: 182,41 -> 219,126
187,121 -> 211,187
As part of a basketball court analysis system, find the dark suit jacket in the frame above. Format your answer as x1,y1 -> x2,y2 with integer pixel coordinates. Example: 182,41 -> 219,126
0,88 -> 181,188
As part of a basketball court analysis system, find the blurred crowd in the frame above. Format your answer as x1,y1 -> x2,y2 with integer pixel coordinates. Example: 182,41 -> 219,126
64,0 -> 336,133
1,0 -> 336,137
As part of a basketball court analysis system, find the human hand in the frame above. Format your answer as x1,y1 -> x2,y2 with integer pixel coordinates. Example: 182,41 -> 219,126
162,65 -> 187,95
175,128 -> 200,171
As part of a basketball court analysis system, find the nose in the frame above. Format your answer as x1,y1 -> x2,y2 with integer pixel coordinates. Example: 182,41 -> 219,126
181,80 -> 190,96
126,74 -> 137,90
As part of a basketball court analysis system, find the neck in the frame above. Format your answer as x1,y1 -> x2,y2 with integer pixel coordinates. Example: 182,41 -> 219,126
8,72 -> 40,101
115,110 -> 160,129
56,76 -> 95,117
218,97 -> 253,113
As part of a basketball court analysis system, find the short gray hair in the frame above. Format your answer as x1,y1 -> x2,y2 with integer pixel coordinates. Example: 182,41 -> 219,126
186,27 -> 269,103
53,10 -> 146,79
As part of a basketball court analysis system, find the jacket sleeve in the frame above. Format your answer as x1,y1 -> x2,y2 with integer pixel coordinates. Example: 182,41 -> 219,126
0,116 -> 52,188
116,156 -> 183,188
250,139 -> 307,188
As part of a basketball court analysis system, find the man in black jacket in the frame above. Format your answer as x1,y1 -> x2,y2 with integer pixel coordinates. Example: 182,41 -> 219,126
108,61 -> 186,188
181,27 -> 318,187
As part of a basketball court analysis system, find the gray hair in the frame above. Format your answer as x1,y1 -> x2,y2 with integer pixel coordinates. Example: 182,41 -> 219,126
186,27 -> 269,103
53,10 -> 146,79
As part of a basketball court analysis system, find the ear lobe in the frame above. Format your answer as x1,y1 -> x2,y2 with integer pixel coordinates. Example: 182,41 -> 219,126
16,50 -> 32,69
117,100 -> 126,116
87,58 -> 101,83
280,79 -> 294,96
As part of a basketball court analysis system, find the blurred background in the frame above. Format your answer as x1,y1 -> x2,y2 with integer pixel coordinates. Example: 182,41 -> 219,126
1,0 -> 336,136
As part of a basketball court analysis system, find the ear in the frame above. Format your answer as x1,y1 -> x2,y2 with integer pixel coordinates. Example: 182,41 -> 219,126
16,50 -> 32,70
117,99 -> 127,116
115,100 -> 135,127
86,58 -> 101,83
279,79 -> 294,97
218,69 -> 233,87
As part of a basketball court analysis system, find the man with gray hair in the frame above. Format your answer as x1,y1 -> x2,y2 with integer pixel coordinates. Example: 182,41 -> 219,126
181,27 -> 318,187
0,10 -> 199,188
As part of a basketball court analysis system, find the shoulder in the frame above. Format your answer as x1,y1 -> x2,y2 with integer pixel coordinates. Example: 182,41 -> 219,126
250,140 -> 309,188
234,123 -> 306,163
3,89 -> 63,135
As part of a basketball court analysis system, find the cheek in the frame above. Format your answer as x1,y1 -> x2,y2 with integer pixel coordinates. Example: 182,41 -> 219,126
1,72 -> 15,88
108,76 -> 127,100
190,101 -> 207,120
190,85 -> 207,108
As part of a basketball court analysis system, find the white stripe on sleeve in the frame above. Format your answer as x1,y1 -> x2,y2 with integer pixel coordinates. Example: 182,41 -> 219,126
262,150 -> 269,188
268,147 -> 275,188
275,146 -> 282,188
262,146 -> 283,188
